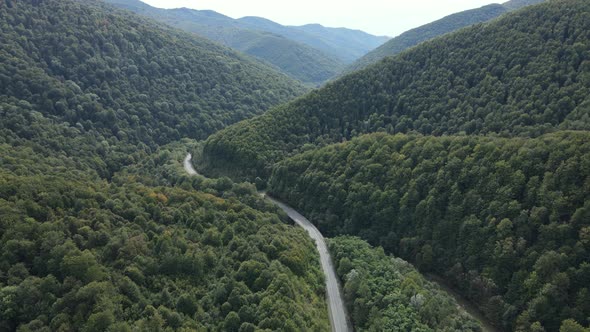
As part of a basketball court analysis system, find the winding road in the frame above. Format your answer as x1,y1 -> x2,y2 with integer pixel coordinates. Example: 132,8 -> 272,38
183,153 -> 198,175
264,196 -> 352,332
183,153 -> 352,332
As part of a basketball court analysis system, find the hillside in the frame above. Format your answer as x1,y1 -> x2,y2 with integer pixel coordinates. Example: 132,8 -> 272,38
329,236 -> 482,331
0,0 -> 331,330
343,0 -> 546,74
0,0 -> 305,168
202,0 -> 590,179
3,0 -> 589,331
105,0 -> 344,85
503,0 -> 547,10
0,151 -> 329,331
343,4 -> 508,74
268,132 -> 590,331
238,17 -> 389,64
295,24 -> 389,62
104,0 -> 388,84
218,30 -> 344,85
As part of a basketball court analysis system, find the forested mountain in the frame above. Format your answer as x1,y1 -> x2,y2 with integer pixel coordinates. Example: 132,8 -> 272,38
268,132 -> 590,331
343,4 -> 508,74
0,0 -> 331,330
202,0 -> 590,179
503,0 -> 546,10
1,0 -> 306,152
295,24 -> 389,62
3,0 -> 589,330
104,0 -> 388,84
343,0 -> 546,74
104,0 -> 345,85
238,17 -> 389,64
198,2 -> 590,330
219,31 -> 343,86
329,236 -> 482,331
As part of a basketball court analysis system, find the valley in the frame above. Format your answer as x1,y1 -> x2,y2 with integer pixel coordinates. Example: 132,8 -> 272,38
104,0 -> 389,85
184,152 -> 492,332
183,151 -> 351,331
1,0 -> 588,331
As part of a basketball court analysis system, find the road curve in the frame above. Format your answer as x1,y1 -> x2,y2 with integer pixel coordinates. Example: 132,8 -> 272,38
183,154 -> 352,332
183,153 -> 199,175
265,195 -> 352,332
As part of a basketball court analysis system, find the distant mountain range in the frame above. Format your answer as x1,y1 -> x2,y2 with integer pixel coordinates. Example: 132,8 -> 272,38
103,0 -> 389,85
343,0 -> 546,74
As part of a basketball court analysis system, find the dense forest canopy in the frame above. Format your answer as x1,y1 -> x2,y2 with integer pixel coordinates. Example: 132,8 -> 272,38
2,0 -> 590,331
0,154 -> 329,330
329,236 -> 482,331
0,0 -> 331,330
104,0 -> 346,85
344,0 -> 546,74
343,4 -> 509,75
202,0 -> 590,179
208,2 -> 590,330
268,132 -> 590,331
0,0 -> 305,154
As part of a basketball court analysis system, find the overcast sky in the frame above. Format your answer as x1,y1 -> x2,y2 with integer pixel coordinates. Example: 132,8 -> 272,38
141,0 -> 500,36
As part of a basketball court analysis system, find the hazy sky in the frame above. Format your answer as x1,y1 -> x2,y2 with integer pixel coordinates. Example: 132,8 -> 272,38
141,0 -> 499,36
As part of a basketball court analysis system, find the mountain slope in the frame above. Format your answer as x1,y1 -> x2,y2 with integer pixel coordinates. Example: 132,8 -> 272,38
239,17 -> 389,64
295,24 -> 389,61
344,0 -> 546,74
0,0 -> 329,330
344,4 -> 509,74
0,140 -> 330,331
104,0 -> 386,84
329,236 -> 482,330
202,0 -> 590,179
106,0 -> 388,84
213,29 -> 344,85
503,0 -> 546,9
0,0 -> 304,159
105,0 -> 344,84
268,132 -> 590,331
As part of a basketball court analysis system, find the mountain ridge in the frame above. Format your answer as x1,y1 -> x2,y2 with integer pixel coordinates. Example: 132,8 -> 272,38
202,0 -> 590,178
103,0 -> 388,84
343,0 -> 546,74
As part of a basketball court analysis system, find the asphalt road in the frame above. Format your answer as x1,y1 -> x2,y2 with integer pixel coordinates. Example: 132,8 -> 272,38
183,153 -> 198,175
183,153 -> 352,332
264,195 -> 352,332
